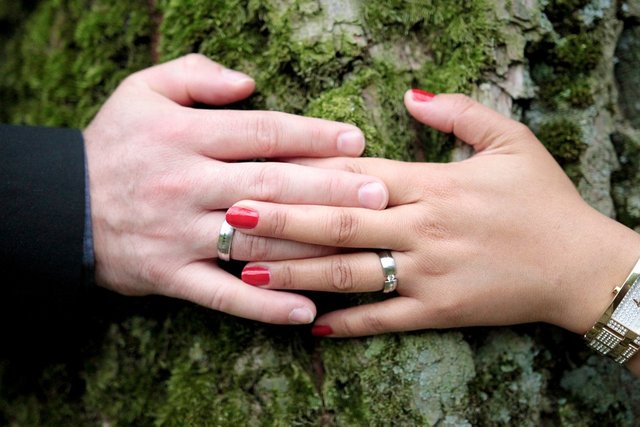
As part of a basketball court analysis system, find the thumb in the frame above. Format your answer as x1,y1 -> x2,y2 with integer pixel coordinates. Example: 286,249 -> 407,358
404,90 -> 531,153
129,53 -> 255,106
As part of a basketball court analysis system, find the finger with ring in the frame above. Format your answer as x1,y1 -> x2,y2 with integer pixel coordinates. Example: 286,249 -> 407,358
217,220 -> 235,261
378,250 -> 398,293
211,215 -> 337,261
240,252 -> 405,293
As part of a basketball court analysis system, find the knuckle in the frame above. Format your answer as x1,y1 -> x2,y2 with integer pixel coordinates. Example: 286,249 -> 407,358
307,125 -> 325,152
279,263 -> 296,290
239,235 -> 271,261
450,94 -> 476,112
448,94 -> 477,128
206,285 -> 228,312
412,212 -> 449,242
152,112 -> 194,142
249,114 -> 283,157
256,303 -> 280,324
339,317 -> 359,337
182,53 -> 209,69
323,174 -> 343,205
327,258 -> 355,292
359,310 -> 386,334
120,73 -> 140,88
327,210 -> 359,246
270,207 -> 289,237
415,253 -> 449,278
343,160 -> 365,175
251,164 -> 287,201
339,310 -> 385,336
510,121 -> 535,140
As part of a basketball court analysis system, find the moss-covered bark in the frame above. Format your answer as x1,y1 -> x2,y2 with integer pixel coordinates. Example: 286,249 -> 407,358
1,0 -> 640,425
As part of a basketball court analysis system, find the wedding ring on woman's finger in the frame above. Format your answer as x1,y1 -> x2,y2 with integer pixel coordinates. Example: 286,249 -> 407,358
217,220 -> 235,261
378,250 -> 398,293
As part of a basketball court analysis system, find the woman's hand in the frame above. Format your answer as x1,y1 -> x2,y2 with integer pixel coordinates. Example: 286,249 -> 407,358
84,54 -> 389,325
228,91 -> 640,340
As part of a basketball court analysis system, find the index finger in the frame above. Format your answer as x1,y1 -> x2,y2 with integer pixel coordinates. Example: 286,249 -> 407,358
225,200 -> 411,250
192,110 -> 367,160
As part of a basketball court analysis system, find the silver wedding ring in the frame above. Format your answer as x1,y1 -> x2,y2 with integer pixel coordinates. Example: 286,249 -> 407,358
217,220 -> 235,261
378,250 -> 398,293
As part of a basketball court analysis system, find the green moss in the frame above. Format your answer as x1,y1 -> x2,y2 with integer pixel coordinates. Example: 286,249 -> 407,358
537,118 -> 586,163
322,332 -> 474,425
559,356 -> 640,425
10,0 -> 625,424
363,0 -> 497,94
537,117 -> 586,184
158,0 -> 498,162
158,0 -> 366,113
554,33 -> 602,70
158,0 -> 264,71
468,330 -> 545,426
527,0 -> 605,111
615,25 -> 640,128
544,0 -> 593,34
0,362 -> 93,427
305,67 -> 412,161
611,131 -> 640,228
83,317 -> 166,425
80,309 -> 323,426
611,131 -> 640,184
156,328 -> 322,426
0,0 -> 153,127
528,33 -> 602,110
0,1 -> 38,46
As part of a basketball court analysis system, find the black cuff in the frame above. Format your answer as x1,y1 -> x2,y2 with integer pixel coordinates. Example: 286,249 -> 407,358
0,125 -> 86,297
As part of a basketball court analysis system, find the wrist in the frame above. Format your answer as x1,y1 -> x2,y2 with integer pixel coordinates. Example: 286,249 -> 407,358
550,206 -> 640,335
584,256 -> 640,363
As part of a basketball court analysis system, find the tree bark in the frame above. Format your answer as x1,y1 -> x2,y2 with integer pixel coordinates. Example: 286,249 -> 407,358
1,0 -> 640,425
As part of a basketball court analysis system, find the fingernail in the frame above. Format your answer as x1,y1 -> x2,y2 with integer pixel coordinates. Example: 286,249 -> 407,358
222,68 -> 253,82
226,206 -> 259,229
358,182 -> 386,210
241,266 -> 270,286
311,325 -> 333,337
411,89 -> 436,102
289,307 -> 315,324
337,130 -> 365,156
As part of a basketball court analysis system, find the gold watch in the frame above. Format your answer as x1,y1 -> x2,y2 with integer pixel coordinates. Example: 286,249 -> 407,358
584,257 -> 640,364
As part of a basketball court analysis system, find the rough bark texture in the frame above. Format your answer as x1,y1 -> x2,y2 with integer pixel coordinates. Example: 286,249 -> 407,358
1,0 -> 640,425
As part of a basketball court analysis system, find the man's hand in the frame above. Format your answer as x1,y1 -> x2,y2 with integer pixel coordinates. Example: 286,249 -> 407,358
83,54 -> 389,325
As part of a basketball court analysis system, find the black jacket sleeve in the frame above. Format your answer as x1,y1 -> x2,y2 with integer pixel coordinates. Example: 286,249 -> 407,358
0,125 -> 86,299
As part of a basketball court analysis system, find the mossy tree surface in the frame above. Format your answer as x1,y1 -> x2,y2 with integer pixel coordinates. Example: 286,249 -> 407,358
1,0 -> 640,425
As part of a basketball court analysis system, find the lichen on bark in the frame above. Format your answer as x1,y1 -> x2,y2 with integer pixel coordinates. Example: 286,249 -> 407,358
2,0 -> 640,425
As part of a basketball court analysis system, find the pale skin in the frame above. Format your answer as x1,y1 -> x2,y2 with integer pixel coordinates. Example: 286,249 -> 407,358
83,54 -> 390,326
229,92 -> 640,375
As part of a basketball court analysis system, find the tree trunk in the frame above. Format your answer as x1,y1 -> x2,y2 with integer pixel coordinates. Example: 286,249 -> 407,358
1,0 -> 640,425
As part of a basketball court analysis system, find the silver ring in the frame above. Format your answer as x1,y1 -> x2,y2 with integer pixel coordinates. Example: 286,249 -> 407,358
217,220 -> 235,261
378,250 -> 397,293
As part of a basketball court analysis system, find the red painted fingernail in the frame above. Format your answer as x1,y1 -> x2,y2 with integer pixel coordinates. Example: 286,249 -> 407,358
311,325 -> 333,337
411,89 -> 436,102
241,266 -> 270,286
226,206 -> 259,229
